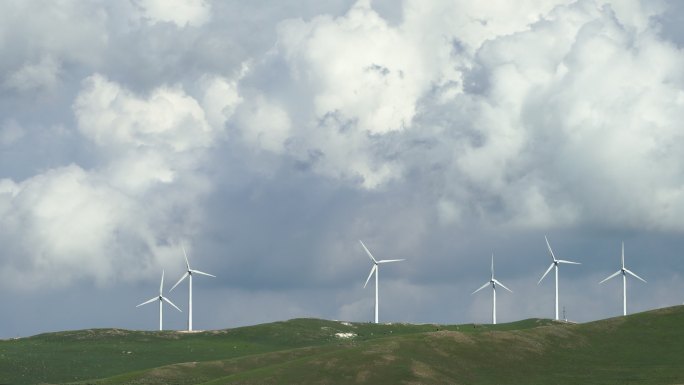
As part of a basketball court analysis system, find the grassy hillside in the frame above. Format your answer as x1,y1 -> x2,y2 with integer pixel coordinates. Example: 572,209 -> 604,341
1,307 -> 683,384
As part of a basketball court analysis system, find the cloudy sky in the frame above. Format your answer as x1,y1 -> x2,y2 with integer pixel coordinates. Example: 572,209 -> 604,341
2,0 -> 684,337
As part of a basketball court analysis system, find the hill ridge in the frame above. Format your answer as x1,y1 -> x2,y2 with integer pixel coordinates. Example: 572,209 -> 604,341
1,306 -> 683,384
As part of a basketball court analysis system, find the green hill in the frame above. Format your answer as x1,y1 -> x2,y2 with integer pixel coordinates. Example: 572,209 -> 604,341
1,307 -> 684,384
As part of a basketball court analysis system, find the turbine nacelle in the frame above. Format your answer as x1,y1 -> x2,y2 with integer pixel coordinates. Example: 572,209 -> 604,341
170,247 -> 216,292
538,236 -> 581,285
359,240 -> 404,288
599,243 -> 646,285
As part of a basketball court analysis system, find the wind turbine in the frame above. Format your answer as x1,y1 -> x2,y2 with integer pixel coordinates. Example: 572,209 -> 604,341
538,236 -> 580,320
472,254 -> 512,324
360,240 -> 405,324
170,245 -> 215,331
136,270 -> 181,331
599,242 -> 646,316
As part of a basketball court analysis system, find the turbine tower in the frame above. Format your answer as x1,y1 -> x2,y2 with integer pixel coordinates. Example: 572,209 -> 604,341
360,240 -> 405,324
599,242 -> 646,316
136,270 -> 182,331
472,254 -> 512,324
170,245 -> 215,331
538,236 -> 580,321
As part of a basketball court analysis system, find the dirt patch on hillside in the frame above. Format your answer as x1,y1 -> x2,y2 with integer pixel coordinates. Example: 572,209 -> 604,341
144,365 -> 184,380
60,328 -> 133,340
207,329 -> 230,335
411,360 -> 437,378
496,326 -> 588,353
362,339 -> 401,355
425,330 -> 475,344
527,325 -> 577,340
405,359 -> 455,385
355,370 -> 371,382
176,361 -> 199,368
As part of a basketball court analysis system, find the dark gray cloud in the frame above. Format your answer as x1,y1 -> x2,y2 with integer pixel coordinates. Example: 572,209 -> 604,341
2,0 -> 684,338
655,0 -> 684,47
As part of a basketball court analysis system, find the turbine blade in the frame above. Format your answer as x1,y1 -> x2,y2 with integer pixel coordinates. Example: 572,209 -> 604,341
170,272 -> 189,292
359,240 -> 378,264
493,279 -> 513,293
182,244 -> 190,270
136,297 -> 158,307
378,259 -> 405,264
599,270 -> 621,284
191,269 -> 216,278
159,270 -> 165,295
545,235 -> 557,261
621,242 -> 625,269
538,263 -> 554,285
557,259 -> 581,265
625,269 -> 647,283
162,296 -> 182,312
472,281 -> 490,295
363,265 -> 377,288
491,253 -> 494,279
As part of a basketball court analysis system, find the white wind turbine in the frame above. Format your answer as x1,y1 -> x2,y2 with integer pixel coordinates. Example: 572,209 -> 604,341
136,270 -> 181,331
472,254 -> 512,324
170,245 -> 215,331
538,236 -> 580,320
360,240 -> 405,324
599,242 -> 646,316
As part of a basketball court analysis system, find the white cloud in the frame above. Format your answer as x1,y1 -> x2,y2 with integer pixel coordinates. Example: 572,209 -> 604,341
289,111 -> 402,188
74,74 -> 214,153
278,0 -> 427,134
262,0 -> 684,231
0,165 -> 134,285
4,55 -> 61,93
0,74 -> 233,289
401,0 -> 684,230
233,94 -> 291,154
200,74 -> 243,130
134,0 -> 211,27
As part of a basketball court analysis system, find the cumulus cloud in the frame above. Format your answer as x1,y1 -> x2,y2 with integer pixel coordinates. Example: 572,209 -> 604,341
0,74 -> 237,289
248,0 -> 684,231
443,0 -> 684,230
200,74 -> 243,130
233,94 -> 292,154
278,1 -> 424,134
74,74 -> 214,153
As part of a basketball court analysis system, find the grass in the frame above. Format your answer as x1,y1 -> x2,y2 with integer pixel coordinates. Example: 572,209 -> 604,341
1,307 -> 683,384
